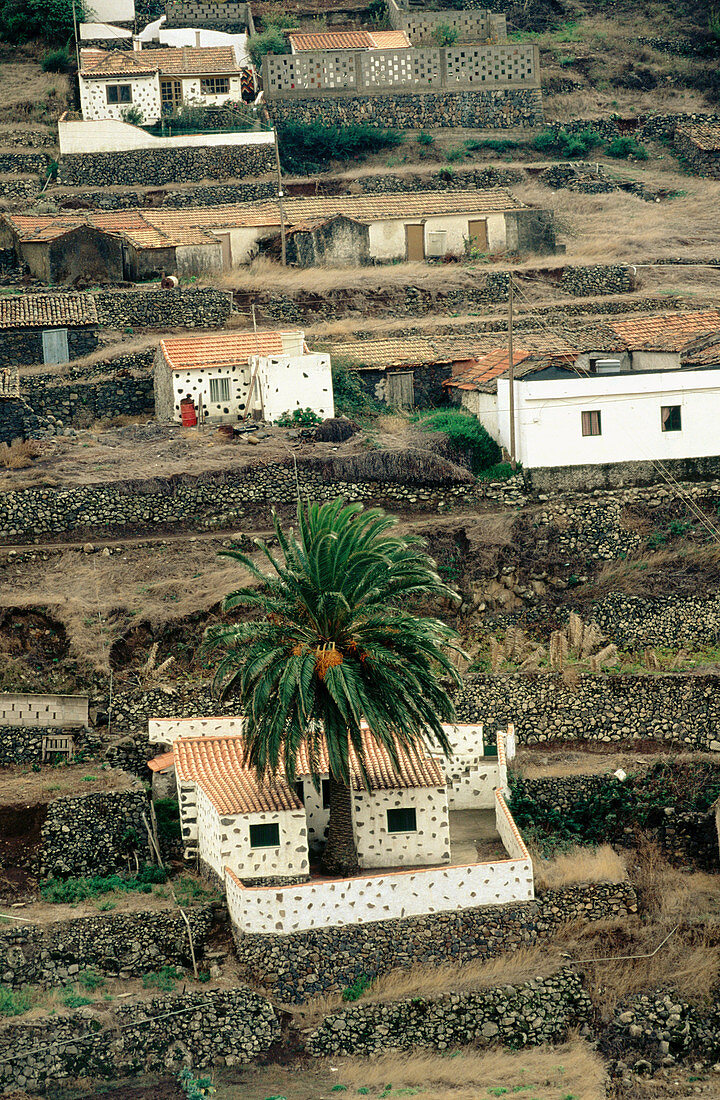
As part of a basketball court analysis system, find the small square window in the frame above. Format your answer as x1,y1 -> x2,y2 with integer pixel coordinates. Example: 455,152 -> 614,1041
386,807 -> 417,833
581,410 -> 601,437
209,376 -> 231,403
249,822 -> 280,848
106,84 -> 132,104
661,405 -> 682,432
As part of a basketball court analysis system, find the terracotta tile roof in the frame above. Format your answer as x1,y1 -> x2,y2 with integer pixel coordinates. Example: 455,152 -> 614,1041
80,45 -> 240,77
173,728 -> 444,814
335,333 -> 576,371
608,310 -> 720,351
445,346 -> 535,390
159,330 -> 303,369
0,293 -> 98,329
677,123 -> 720,152
682,336 -> 720,365
147,751 -> 174,772
289,29 -> 410,50
174,735 -> 303,815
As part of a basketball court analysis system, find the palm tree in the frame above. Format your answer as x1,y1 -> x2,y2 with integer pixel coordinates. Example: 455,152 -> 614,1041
201,497 -> 463,877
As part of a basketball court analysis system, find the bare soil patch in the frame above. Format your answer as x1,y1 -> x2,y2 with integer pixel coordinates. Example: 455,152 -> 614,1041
0,764 -> 138,808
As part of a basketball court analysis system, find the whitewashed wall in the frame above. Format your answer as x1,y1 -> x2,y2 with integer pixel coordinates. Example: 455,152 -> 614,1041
494,369 -> 720,469
226,843 -> 534,934
298,777 -> 329,849
86,0 -> 135,21
368,212 -> 506,261
254,353 -> 335,422
352,785 -> 450,868
177,778 -> 199,847
195,783 -> 309,880
171,360 -> 252,421
495,790 -> 530,862
149,716 -> 245,745
79,74 -> 161,123
60,119 -> 274,153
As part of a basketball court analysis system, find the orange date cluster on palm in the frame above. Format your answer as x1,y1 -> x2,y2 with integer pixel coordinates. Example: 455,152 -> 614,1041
291,641 -> 368,677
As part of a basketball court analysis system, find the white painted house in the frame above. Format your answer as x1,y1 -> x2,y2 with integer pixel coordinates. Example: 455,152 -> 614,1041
79,43 -> 246,123
152,329 -> 334,425
147,716 -> 532,933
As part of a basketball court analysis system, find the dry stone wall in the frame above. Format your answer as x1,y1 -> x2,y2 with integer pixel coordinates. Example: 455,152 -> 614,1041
0,908 -> 213,988
41,789 -> 149,877
308,968 -> 591,1055
58,143 -> 275,187
233,881 -> 636,1002
94,287 -> 232,329
0,726 -> 102,766
587,591 -> 720,649
0,988 -> 279,1094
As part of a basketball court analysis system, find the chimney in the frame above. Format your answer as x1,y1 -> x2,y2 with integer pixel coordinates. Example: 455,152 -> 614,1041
132,35 -> 142,51
195,30 -> 201,46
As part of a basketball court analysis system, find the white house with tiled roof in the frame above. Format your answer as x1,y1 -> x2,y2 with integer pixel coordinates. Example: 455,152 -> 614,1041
152,329 -> 334,424
79,43 -> 245,123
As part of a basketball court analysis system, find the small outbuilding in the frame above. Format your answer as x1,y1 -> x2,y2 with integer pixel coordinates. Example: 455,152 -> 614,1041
153,329 -> 334,424
674,124 -> 720,180
0,294 -> 99,368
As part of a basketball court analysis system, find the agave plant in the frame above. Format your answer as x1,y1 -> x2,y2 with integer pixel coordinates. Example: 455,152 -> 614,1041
201,497 -> 463,876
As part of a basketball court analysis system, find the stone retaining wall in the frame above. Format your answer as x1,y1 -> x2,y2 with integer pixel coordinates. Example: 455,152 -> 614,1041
0,907 -> 214,988
58,144 -> 275,187
589,591 -> 720,649
0,726 -> 102,766
0,151 -> 49,175
23,372 -> 154,426
268,88 -> 544,130
308,968 -> 591,1055
41,789 -> 149,877
94,287 -> 232,329
456,673 -> 720,751
0,988 -> 279,1094
233,881 -> 636,1002
0,177 -> 41,201
0,329 -> 98,370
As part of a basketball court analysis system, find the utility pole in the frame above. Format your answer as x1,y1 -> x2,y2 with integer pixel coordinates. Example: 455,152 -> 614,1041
508,274 -> 516,469
272,128 -> 287,266
71,0 -> 81,74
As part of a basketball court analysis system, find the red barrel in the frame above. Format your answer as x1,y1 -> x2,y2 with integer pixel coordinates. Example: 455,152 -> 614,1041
180,401 -> 197,427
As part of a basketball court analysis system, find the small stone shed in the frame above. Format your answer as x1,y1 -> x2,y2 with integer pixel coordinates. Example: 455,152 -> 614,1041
674,124 -> 720,179
0,294 -> 99,368
153,329 -> 334,424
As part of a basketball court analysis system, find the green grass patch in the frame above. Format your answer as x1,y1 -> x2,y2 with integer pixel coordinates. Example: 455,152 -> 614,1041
0,985 -> 33,1017
143,965 -> 183,992
416,408 -> 501,474
41,864 -> 167,904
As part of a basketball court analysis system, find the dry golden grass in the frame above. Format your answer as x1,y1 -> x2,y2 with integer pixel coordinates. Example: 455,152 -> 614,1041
333,1040 -> 607,1100
0,438 -> 38,469
293,946 -> 563,1026
534,844 -> 628,890
0,763 -> 138,808
19,337 -> 158,379
221,255 -> 476,293
579,545 -> 720,602
0,63 -> 68,118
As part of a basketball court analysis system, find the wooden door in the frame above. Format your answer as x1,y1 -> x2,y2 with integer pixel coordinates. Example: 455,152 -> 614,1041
42,328 -> 69,365
405,223 -> 425,261
216,232 -> 232,270
468,219 -> 488,251
387,370 -> 414,410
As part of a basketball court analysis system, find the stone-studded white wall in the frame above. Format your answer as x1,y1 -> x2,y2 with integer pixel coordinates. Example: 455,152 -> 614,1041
171,362 -> 253,422
177,779 -> 199,848
298,776 -> 329,850
181,75 -> 243,105
224,806 -> 309,881
0,693 -> 88,728
495,790 -> 530,863
149,716 -> 245,745
352,785 -> 450,869
80,74 -> 161,123
226,847 -> 534,935
253,353 -> 335,423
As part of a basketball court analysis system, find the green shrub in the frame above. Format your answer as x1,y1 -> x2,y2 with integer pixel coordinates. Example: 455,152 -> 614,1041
465,137 -> 520,155
330,357 -> 381,420
40,47 -> 71,72
62,990 -> 93,1008
120,105 -> 144,126
0,0 -> 82,43
418,409 -> 501,474
143,965 -> 182,992
247,26 -> 287,67
0,985 -> 33,1017
178,1067 -> 216,1099
417,131 -> 434,146
432,22 -> 458,46
533,127 -> 600,159
41,865 -> 167,903
154,798 -> 182,844
277,120 -> 403,174
78,968 -> 105,991
605,136 -> 649,160
276,407 -> 323,427
342,974 -> 374,1001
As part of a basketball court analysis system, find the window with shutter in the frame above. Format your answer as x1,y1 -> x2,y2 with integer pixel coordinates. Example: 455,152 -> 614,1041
581,410 -> 602,437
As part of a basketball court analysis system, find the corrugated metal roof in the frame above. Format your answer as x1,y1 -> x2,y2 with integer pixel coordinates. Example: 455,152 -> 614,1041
0,293 -> 98,329
159,330 -> 302,369
80,45 -> 240,77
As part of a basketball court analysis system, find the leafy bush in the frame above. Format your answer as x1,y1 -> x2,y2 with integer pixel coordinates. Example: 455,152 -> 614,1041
154,798 -> 182,844
331,357 -> 381,420
40,47 -> 71,72
62,989 -> 93,1008
143,965 -> 182,991
276,407 -> 323,427
120,105 -> 144,126
277,120 -> 403,174
465,137 -> 521,155
247,26 -> 287,67
432,22 -> 458,45
78,968 -> 106,991
41,865 -> 167,903
417,131 -> 434,146
178,1067 -> 216,1099
418,409 -> 501,474
533,127 -> 601,159
605,136 -> 649,160
343,974 -> 374,1001
0,0 -> 82,43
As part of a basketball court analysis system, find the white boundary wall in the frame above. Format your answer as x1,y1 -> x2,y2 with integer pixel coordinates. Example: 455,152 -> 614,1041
226,789 -> 532,934
59,119 -> 274,155
149,716 -> 245,745
0,693 -> 88,728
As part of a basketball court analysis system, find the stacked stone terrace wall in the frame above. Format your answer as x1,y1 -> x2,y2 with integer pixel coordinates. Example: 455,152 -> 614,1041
21,356 -> 155,426
41,789 -> 149,877
268,87 -> 543,129
0,908 -> 214,988
93,287 -> 232,329
308,968 -> 590,1055
0,989 -> 279,1094
0,329 -> 98,370
0,726 -> 102,766
58,143 -> 275,187
0,151 -> 50,175
673,128 -> 720,180
587,591 -> 720,649
233,881 -> 636,1002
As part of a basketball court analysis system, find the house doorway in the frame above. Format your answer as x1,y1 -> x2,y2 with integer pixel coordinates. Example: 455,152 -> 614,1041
216,232 -> 232,270
405,223 -> 425,261
42,328 -> 69,365
160,80 -> 183,112
467,219 -> 488,252
387,370 -> 414,410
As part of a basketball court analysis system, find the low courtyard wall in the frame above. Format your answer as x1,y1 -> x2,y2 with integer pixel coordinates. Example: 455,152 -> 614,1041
93,286 -> 232,329
226,791 -> 532,935
59,141 -> 275,187
232,881 -> 637,1002
0,692 -> 88,728
308,968 -> 591,1056
0,907 -> 214,988
0,989 -> 279,1094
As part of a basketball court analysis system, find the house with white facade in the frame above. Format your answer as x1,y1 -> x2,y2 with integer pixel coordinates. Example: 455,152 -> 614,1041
446,342 -> 720,471
78,43 -> 247,123
147,715 -> 532,934
153,329 -> 334,424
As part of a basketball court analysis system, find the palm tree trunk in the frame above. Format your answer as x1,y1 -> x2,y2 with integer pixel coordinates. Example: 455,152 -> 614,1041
322,775 -> 359,877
